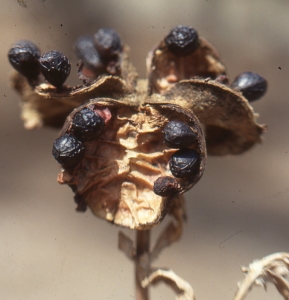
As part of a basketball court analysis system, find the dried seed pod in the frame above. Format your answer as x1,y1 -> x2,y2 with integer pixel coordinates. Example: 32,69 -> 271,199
231,71 -> 268,102
147,27 -> 226,94
72,107 -> 104,142
39,51 -> 71,88
52,134 -> 85,168
161,78 -> 266,155
56,98 -> 206,229
163,120 -> 197,148
94,27 -> 122,58
165,25 -> 199,56
8,40 -> 40,79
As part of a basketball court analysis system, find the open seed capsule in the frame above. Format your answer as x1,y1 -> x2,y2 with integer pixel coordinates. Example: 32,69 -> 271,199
56,99 -> 206,229
52,134 -> 85,168
231,71 -> 268,102
39,51 -> 71,88
8,40 -> 40,79
72,107 -> 104,142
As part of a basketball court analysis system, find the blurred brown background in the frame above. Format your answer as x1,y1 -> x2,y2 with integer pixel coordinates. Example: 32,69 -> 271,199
1,0 -> 289,299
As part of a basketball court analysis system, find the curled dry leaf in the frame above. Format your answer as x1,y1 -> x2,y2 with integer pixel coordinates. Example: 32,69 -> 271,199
57,98 -> 206,229
234,252 -> 289,300
142,268 -> 195,300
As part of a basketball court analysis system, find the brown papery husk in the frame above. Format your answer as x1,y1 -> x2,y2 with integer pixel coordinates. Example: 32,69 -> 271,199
146,36 -> 226,95
160,78 -> 266,155
57,97 -> 206,229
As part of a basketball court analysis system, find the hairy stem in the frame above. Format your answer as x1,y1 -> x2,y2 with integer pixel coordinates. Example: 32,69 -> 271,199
135,229 -> 150,300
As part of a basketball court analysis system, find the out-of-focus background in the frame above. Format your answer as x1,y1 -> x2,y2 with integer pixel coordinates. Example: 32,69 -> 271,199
1,0 -> 289,299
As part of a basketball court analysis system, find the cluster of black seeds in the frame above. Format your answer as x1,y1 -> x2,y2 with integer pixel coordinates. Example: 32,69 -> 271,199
8,40 -> 71,88
52,108 -> 105,168
74,27 -> 122,77
7,27 -> 122,87
153,120 -> 200,197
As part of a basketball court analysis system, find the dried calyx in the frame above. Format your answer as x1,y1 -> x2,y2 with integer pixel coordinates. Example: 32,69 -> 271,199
9,25 -> 268,228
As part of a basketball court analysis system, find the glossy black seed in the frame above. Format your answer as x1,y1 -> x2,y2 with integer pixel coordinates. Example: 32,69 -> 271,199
72,108 -> 104,142
231,71 -> 268,102
153,176 -> 179,197
8,40 -> 40,78
52,134 -> 85,167
74,36 -> 102,70
169,149 -> 199,178
94,28 -> 122,58
164,121 -> 197,148
165,25 -> 199,56
39,51 -> 71,87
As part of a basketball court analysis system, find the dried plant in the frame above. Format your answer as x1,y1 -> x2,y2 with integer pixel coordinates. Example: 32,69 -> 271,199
8,25 -> 278,300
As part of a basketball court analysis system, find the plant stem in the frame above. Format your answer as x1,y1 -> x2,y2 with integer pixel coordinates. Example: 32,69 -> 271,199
135,229 -> 150,300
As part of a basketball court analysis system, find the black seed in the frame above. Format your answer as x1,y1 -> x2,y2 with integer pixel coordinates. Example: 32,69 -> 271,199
94,28 -> 122,58
165,25 -> 199,56
39,50 -> 71,87
153,176 -> 179,197
8,40 -> 40,78
52,134 -> 85,168
231,71 -> 268,102
74,36 -> 102,70
164,121 -> 197,148
72,107 -> 104,142
169,149 -> 200,178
